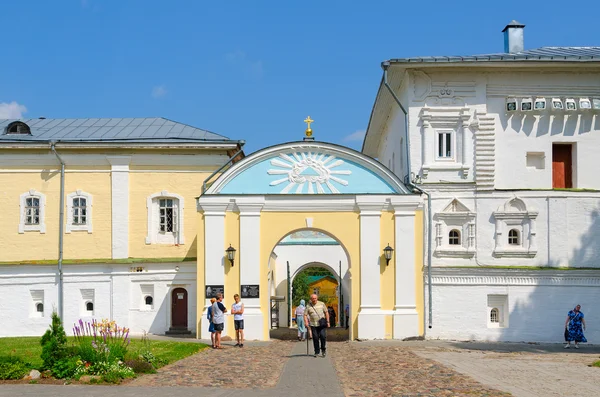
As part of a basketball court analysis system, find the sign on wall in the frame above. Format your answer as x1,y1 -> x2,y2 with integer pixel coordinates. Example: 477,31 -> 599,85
241,285 -> 259,299
205,285 -> 224,299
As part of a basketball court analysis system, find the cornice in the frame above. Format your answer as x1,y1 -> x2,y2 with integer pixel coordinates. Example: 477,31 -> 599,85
428,267 -> 600,286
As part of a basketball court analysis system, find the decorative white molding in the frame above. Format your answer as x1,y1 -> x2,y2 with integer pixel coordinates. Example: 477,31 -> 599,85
18,189 -> 46,234
66,190 -> 93,233
434,198 -> 476,258
430,273 -> 600,287
267,152 -> 352,194
107,156 -> 130,259
146,190 -> 185,245
487,84 -> 600,98
493,197 -> 538,258
471,111 -> 496,191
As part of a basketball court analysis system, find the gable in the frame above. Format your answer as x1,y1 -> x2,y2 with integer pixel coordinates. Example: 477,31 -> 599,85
206,142 -> 409,195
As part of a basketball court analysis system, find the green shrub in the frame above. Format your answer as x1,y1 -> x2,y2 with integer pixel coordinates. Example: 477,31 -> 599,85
40,312 -> 68,372
51,356 -> 79,379
0,356 -> 30,380
593,360 -> 600,368
124,358 -> 155,374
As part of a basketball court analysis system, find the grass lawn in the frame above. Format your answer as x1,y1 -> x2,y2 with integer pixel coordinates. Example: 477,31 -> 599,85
593,360 -> 600,368
0,337 -> 206,369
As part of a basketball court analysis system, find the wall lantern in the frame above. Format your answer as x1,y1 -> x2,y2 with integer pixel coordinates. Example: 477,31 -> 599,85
579,98 -> 592,110
552,98 -> 564,111
565,98 -> 577,111
383,244 -> 394,266
226,245 -> 236,267
534,97 -> 546,110
521,97 -> 533,111
506,98 -> 517,112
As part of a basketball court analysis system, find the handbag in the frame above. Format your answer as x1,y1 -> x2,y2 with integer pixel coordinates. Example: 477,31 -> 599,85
564,327 -> 569,341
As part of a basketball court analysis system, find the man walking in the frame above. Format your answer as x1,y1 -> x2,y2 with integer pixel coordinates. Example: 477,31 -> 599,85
231,293 -> 245,347
211,293 -> 227,349
304,293 -> 329,358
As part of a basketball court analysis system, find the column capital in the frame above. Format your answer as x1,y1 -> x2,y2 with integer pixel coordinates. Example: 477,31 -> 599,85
356,196 -> 387,215
198,197 -> 229,215
106,156 -> 131,171
389,196 -> 422,215
234,197 -> 265,215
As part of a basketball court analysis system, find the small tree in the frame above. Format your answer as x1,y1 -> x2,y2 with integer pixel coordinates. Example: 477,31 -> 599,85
292,271 -> 310,307
40,311 -> 68,371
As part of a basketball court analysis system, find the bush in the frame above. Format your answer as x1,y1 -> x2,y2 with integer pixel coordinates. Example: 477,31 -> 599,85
40,312 -> 68,372
124,358 -> 155,374
51,356 -> 79,379
0,356 -> 30,380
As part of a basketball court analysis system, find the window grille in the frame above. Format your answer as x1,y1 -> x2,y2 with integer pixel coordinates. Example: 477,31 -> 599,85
449,229 -> 461,245
25,197 -> 40,225
36,303 -> 44,313
508,229 -> 520,245
159,198 -> 177,233
72,197 -> 87,225
490,308 -> 499,323
86,302 -> 94,311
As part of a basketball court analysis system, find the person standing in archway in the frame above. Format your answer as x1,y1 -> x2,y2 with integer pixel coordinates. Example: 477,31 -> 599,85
304,293 -> 330,357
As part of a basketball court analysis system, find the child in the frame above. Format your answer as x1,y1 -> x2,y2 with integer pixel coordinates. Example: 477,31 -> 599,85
231,294 -> 245,347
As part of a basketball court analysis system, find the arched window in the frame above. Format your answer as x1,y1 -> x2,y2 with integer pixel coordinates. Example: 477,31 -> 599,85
508,229 -> 520,245
145,296 -> 153,306
490,308 -> 499,323
86,301 -> 94,311
5,121 -> 31,135
448,229 -> 461,245
36,303 -> 44,313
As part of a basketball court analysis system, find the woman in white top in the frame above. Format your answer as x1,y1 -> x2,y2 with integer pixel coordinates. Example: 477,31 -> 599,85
295,299 -> 307,341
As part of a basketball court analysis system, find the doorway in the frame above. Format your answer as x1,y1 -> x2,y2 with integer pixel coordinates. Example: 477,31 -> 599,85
171,287 -> 188,328
552,144 -> 573,188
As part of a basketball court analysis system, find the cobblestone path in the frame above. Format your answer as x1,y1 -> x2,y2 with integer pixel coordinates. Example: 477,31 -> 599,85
128,341 -> 294,389
328,342 -> 511,397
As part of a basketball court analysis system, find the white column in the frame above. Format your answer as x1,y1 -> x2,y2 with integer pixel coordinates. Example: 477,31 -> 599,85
106,156 -> 130,259
390,197 -> 421,339
356,196 -> 386,340
198,198 -> 228,339
235,197 -> 265,341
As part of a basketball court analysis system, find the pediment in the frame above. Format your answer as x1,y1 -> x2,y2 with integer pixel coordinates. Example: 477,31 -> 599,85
442,198 -> 471,213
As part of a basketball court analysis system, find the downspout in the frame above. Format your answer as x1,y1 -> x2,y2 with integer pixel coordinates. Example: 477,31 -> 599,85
381,62 -> 434,329
201,142 -> 245,194
50,142 -> 65,321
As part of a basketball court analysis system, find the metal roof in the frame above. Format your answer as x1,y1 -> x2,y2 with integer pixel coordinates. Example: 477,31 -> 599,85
0,117 -> 234,144
387,47 -> 600,64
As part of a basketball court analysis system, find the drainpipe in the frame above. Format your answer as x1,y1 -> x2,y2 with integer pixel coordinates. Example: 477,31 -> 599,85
381,62 -> 434,329
50,143 -> 65,321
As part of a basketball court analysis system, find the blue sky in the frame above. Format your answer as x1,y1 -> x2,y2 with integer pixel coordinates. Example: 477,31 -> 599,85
2,1 -> 599,153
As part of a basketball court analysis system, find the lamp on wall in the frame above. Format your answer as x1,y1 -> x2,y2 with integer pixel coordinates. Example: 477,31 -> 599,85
383,244 -> 394,266
226,245 -> 236,267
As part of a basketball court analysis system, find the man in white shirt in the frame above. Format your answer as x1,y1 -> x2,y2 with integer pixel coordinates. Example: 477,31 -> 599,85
231,293 -> 245,347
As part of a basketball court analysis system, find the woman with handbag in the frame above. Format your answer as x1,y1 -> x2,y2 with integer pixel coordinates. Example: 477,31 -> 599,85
304,293 -> 330,358
564,304 -> 587,349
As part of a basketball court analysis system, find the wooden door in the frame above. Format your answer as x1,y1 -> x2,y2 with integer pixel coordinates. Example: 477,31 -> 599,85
552,144 -> 572,188
171,288 -> 188,328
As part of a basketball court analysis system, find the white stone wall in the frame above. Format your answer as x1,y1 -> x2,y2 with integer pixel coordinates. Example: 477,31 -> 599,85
426,268 -> 600,343
0,263 -> 196,337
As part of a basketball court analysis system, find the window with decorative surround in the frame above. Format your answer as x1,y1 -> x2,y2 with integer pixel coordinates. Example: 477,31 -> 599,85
493,197 -> 537,258
140,284 -> 154,311
19,190 -> 46,233
81,289 -> 95,316
146,191 -> 185,245
487,295 -> 508,328
30,290 -> 44,318
66,190 -> 93,233
434,199 -> 475,258
437,131 -> 453,159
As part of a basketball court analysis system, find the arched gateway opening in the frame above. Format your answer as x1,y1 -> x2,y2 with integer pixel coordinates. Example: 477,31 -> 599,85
197,141 -> 424,341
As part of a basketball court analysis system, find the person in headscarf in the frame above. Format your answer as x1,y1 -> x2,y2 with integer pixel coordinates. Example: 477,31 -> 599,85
564,304 -> 587,349
295,299 -> 307,341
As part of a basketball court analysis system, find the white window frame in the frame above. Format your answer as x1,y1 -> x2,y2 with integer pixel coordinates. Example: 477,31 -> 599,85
30,290 -> 44,318
436,130 -> 454,161
487,295 -> 508,328
146,190 -> 185,245
434,199 -> 475,258
66,190 -> 93,233
19,189 -> 46,233
140,284 -> 155,311
81,289 -> 95,317
493,197 -> 538,258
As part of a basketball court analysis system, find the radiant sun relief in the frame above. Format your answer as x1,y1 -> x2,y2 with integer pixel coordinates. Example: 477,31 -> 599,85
267,152 -> 351,194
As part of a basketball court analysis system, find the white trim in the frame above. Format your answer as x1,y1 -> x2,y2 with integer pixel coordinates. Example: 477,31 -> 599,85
107,156 -> 130,259
429,268 -> 600,286
204,141 -> 411,195
66,190 -> 93,233
145,190 -> 185,245
19,189 -> 46,234
492,196 -> 538,258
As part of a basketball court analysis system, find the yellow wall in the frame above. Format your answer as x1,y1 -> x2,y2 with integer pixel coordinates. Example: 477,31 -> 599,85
380,210 -> 395,338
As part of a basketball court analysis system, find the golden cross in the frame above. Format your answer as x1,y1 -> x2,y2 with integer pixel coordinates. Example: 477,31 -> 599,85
304,116 -> 314,130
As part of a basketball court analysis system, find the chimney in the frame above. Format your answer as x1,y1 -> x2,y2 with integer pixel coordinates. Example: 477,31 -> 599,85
502,20 -> 525,53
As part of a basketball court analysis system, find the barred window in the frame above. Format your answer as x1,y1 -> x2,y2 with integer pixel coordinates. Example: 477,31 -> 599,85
508,229 -> 520,245
25,197 -> 40,225
490,308 -> 499,323
36,303 -> 44,313
159,198 -> 177,233
72,197 -> 87,225
448,229 -> 461,245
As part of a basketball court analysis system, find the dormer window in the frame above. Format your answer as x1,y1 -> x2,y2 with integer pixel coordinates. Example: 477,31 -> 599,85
5,121 -> 31,135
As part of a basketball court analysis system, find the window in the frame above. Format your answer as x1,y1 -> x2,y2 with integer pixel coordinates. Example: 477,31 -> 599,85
448,229 -> 461,245
508,229 -> 519,245
19,190 -> 46,233
5,121 -> 31,135
490,308 -> 499,323
86,302 -> 94,311
145,296 -> 153,306
66,191 -> 93,233
140,284 -> 154,310
30,290 -> 44,318
437,131 -> 452,159
146,191 -> 185,245
81,289 -> 94,316
36,303 -> 44,313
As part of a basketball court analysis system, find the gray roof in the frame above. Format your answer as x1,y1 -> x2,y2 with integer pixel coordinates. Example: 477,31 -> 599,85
387,47 -> 600,64
0,117 -> 234,144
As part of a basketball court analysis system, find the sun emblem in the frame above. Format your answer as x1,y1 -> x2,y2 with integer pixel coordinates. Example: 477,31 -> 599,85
268,152 -> 351,194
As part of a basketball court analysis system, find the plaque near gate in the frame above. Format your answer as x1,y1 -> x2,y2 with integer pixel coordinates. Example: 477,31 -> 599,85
240,285 -> 259,299
205,285 -> 224,299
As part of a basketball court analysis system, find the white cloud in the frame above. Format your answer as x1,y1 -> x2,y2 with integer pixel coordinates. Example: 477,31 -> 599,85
0,101 -> 27,119
226,50 -> 263,78
151,85 -> 167,99
343,129 -> 366,142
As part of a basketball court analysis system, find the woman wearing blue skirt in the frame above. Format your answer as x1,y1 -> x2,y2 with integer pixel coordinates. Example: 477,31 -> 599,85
564,304 -> 587,349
